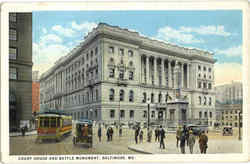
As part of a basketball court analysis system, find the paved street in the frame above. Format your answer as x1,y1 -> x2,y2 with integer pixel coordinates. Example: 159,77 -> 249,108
10,128 -> 242,155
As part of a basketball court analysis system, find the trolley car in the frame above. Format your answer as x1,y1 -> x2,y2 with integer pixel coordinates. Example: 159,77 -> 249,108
36,110 -> 72,142
72,119 -> 93,147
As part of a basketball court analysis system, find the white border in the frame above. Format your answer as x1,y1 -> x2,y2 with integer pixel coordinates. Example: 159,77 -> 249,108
0,0 -> 249,163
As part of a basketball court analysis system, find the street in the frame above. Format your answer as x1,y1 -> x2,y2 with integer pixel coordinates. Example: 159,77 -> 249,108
10,127 -> 242,155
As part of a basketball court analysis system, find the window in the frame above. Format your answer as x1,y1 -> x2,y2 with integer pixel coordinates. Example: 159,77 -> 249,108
109,46 -> 114,53
129,110 -> 134,118
198,82 -> 201,88
119,48 -> 124,56
198,65 -> 201,71
109,89 -> 115,101
109,68 -> 115,78
151,93 -> 154,103
86,53 -> 89,60
151,111 -> 155,118
96,89 -> 98,101
9,29 -> 17,40
128,50 -> 133,57
204,96 -> 207,105
142,92 -> 147,103
120,110 -> 125,118
9,47 -> 17,60
204,74 -> 206,79
199,96 -> 201,105
129,61 -> 133,67
203,66 -> 206,71
143,111 -> 147,118
208,68 -> 211,72
199,111 -> 202,119
198,74 -> 201,78
209,112 -> 212,118
208,83 -> 212,89
235,116 -> 238,120
203,82 -> 207,89
110,110 -> 115,118
158,93 -> 162,103
9,13 -> 16,22
9,67 -> 17,80
91,50 -> 93,58
129,90 -> 134,102
119,70 -> 124,80
204,112 -> 207,118
82,57 -> 85,64
129,71 -> 134,80
120,90 -> 124,101
209,97 -> 212,106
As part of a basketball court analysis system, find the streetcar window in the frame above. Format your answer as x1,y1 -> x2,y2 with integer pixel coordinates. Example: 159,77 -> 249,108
50,118 -> 57,128
44,118 -> 49,127
39,118 -> 44,127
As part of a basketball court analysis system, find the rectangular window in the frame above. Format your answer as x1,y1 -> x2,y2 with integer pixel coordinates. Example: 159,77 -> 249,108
143,111 -> 147,118
9,47 -> 17,60
109,68 -> 115,78
9,67 -> 17,80
129,110 -> 134,118
95,47 -> 98,55
120,110 -> 125,118
9,13 -> 17,22
209,112 -> 212,118
199,111 -> 202,119
9,29 -> 17,41
119,48 -> 124,56
119,70 -> 124,80
109,46 -> 114,53
110,110 -> 115,118
129,71 -> 134,80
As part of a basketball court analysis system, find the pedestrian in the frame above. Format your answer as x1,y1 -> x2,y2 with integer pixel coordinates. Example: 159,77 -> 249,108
183,125 -> 189,146
135,127 -> 139,144
98,127 -> 102,142
199,131 -> 208,154
119,127 -> 122,137
180,131 -> 186,154
110,127 -> 114,141
155,127 -> 159,142
148,128 -> 152,142
21,127 -> 25,137
106,127 -> 110,141
139,129 -> 144,143
176,126 -> 182,147
188,130 -> 196,154
159,125 -> 166,149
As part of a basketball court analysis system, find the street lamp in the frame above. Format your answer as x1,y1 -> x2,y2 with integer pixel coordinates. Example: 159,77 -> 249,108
147,98 -> 151,142
238,110 -> 242,140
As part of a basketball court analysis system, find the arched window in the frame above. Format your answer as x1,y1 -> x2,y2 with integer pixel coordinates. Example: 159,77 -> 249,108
143,92 -> 147,103
96,89 -> 98,101
120,90 -> 125,101
199,96 -> 201,105
204,96 -> 207,105
129,71 -> 134,80
128,50 -> 133,57
129,90 -> 134,102
109,89 -> 115,101
209,97 -> 212,106
151,93 -> 154,103
158,93 -> 162,103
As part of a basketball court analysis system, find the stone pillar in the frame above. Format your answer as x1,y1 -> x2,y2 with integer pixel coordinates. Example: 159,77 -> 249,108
145,56 -> 149,84
154,57 -> 157,85
148,56 -> 151,85
182,63 -> 184,89
187,64 -> 189,89
161,59 -> 165,87
168,60 -> 172,88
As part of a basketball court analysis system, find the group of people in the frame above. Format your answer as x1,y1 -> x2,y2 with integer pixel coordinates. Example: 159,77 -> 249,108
106,127 -> 114,142
134,127 -> 144,144
176,125 -> 208,154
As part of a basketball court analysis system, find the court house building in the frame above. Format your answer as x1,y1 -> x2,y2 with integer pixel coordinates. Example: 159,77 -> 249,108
40,23 -> 216,127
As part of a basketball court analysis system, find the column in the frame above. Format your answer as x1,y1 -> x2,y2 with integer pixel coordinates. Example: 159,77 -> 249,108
146,56 -> 149,84
154,57 -> 157,85
182,63 -> 184,89
187,63 -> 189,89
148,56 -> 151,85
161,59 -> 165,87
168,60 -> 172,88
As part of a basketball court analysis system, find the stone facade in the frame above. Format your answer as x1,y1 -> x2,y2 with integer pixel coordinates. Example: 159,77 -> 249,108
9,13 -> 32,130
40,23 -> 216,127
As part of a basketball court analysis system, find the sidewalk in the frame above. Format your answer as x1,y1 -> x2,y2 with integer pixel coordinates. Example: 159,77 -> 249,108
128,138 -> 242,154
10,130 -> 37,137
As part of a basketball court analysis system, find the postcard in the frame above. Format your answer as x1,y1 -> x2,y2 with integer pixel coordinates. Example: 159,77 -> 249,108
0,0 -> 249,163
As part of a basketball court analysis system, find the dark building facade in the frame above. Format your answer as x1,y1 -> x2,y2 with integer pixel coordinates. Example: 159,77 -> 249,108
9,13 -> 32,130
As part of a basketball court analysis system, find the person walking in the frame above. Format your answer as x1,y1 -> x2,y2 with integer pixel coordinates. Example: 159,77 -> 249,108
135,127 -> 140,144
106,127 -> 110,142
159,125 -> 166,149
139,129 -> 144,143
188,130 -> 196,154
110,127 -> 114,141
180,131 -> 186,154
176,126 -> 182,147
199,131 -> 208,154
119,127 -> 122,137
98,127 -> 102,142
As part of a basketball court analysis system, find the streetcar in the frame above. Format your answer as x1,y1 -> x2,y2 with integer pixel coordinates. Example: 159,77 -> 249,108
36,110 -> 72,142
72,118 -> 93,148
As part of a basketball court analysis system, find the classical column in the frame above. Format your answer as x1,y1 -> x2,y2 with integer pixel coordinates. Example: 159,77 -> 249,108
168,60 -> 172,88
182,63 -> 184,89
146,56 -> 149,84
161,58 -> 165,87
187,63 -> 189,89
154,57 -> 157,85
148,56 -> 151,85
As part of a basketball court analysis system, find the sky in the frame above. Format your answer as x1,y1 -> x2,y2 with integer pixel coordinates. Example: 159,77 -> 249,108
32,10 -> 243,85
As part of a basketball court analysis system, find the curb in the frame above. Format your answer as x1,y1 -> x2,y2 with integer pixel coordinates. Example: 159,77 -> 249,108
128,145 -> 152,154
10,131 -> 37,137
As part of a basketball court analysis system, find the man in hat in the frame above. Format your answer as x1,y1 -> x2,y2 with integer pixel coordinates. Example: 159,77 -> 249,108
199,131 -> 208,154
188,130 -> 196,154
159,125 -> 166,149
176,126 -> 182,147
